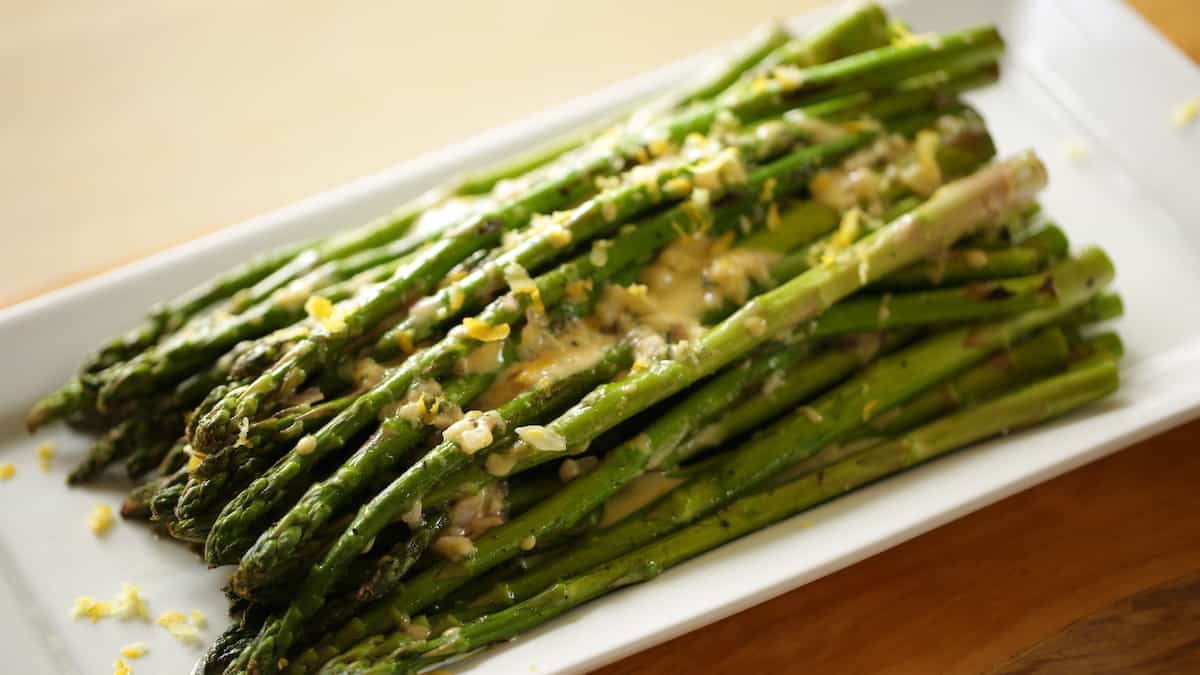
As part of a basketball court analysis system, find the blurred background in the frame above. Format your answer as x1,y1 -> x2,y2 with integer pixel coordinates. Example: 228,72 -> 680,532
1,0 -> 1191,306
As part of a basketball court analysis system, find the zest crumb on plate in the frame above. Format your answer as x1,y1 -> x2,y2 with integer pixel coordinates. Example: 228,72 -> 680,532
114,582 -> 150,621
1171,96 -> 1199,129
1060,138 -> 1088,163
71,596 -> 113,623
120,642 -> 148,659
113,658 -> 132,675
36,442 -> 55,471
88,504 -> 115,535
157,610 -> 203,646
0,463 -> 14,480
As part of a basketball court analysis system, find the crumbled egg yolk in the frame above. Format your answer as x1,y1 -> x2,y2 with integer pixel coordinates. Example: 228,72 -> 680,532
88,504 -> 114,535
36,442 -> 54,472
119,642 -> 147,659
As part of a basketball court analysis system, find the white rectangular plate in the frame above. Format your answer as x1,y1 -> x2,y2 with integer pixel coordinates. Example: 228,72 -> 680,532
2,1 -> 1198,673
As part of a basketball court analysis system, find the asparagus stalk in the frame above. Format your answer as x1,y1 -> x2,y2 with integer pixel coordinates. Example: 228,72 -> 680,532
348,357 -> 1119,674
192,25 -> 1006,456
679,325 -> 1069,460
280,154 -> 1053,671
763,3 -> 891,69
203,132 -> 873,567
428,250 -> 1111,626
870,245 -> 1045,290
483,151 -> 1047,482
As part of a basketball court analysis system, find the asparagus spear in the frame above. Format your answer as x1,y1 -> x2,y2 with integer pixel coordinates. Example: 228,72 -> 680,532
255,153 -> 1050,673
202,132 -> 872,567
870,245 -> 1045,291
681,325 -> 1069,461
345,357 -> 1119,674
192,25 -> 1006,456
438,325 -> 1069,617
748,3 -> 890,73
419,251 -> 1111,627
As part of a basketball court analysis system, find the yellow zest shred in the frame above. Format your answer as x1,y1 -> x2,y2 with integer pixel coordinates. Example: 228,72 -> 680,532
759,177 -> 777,203
304,295 -> 347,333
186,450 -> 205,473
36,442 -> 55,472
765,203 -> 781,231
463,318 -> 510,342
823,208 -> 862,265
0,463 -> 14,480
88,504 -> 114,536
113,658 -> 132,675
120,642 -> 147,659
191,609 -> 208,628
862,400 -> 879,421
395,329 -> 415,354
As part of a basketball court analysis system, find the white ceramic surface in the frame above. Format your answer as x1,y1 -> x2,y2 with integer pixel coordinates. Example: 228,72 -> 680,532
1,1 -> 1197,673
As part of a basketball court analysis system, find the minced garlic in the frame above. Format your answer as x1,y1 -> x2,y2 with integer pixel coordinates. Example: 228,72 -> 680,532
589,239 -> 611,268
432,535 -> 477,561
294,435 -> 317,456
443,410 -> 504,454
88,504 -> 114,535
516,425 -> 567,452
800,406 -> 824,423
964,249 -> 989,269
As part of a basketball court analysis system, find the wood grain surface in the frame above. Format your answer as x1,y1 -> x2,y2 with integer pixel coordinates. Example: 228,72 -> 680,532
994,571 -> 1200,675
3,2 -> 1197,674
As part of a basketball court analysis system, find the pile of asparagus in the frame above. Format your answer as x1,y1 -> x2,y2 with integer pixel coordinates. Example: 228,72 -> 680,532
29,5 -> 1125,674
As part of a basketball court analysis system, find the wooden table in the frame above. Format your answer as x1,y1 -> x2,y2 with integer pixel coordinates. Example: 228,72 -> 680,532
3,2 -> 1196,673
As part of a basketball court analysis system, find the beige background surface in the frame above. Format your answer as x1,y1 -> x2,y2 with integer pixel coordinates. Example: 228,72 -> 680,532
2,0 -> 836,306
